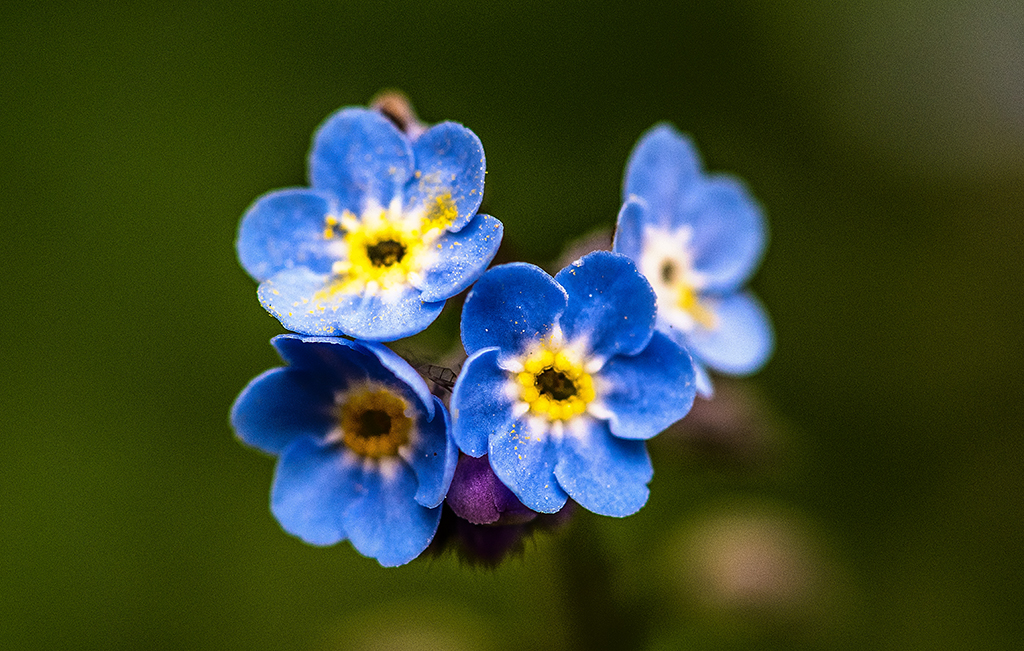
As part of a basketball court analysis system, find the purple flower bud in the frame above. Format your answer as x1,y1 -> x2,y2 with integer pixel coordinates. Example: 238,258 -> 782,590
446,454 -> 538,525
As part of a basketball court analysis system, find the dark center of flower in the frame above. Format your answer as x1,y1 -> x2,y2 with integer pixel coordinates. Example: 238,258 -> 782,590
535,367 -> 578,401
357,409 -> 392,438
337,389 -> 412,458
366,239 -> 407,267
661,260 -> 677,284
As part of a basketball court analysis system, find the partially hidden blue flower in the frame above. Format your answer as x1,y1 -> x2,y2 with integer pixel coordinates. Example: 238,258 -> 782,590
450,251 -> 697,517
230,335 -> 457,566
237,107 -> 503,341
614,123 -> 774,396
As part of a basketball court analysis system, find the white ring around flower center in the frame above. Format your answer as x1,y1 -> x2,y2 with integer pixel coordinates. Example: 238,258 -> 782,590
326,381 -> 418,472
317,195 -> 456,298
638,224 -> 717,332
499,327 -> 610,441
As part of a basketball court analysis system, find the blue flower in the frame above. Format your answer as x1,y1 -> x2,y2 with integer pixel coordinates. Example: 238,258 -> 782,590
237,107 -> 503,341
450,251 -> 697,517
614,123 -> 774,396
230,335 -> 457,566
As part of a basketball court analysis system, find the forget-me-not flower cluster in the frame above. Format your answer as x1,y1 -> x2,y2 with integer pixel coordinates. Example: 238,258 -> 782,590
230,96 -> 774,566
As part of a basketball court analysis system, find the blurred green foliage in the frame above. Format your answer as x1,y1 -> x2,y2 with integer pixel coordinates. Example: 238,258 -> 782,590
3,1 -> 1022,649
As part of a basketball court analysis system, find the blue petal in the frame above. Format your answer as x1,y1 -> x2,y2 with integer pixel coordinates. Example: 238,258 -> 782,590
554,251 -> 656,358
554,421 -> 653,517
681,176 -> 767,292
355,342 -> 435,420
624,123 -> 702,228
451,348 -> 515,457
270,335 -> 371,384
407,396 -> 456,508
685,291 -> 774,375
406,122 -> 486,232
598,331 -> 697,440
270,335 -> 439,409
270,437 -> 362,546
271,336 -> 433,423
460,263 -> 567,357
693,359 -> 714,398
236,188 -> 339,281
611,197 -> 648,261
488,419 -> 568,514
231,367 -> 335,455
415,214 -> 504,303
652,330 -> 714,396
308,108 -> 413,212
341,461 -> 442,566
258,267 -> 445,340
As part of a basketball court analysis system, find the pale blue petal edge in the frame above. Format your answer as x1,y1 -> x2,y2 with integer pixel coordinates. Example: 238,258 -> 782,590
693,359 -> 714,398
685,291 -> 774,376
624,123 -> 702,228
611,197 -> 648,262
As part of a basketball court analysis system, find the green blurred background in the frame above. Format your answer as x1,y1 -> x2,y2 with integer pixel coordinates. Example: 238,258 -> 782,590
4,1 -> 1023,649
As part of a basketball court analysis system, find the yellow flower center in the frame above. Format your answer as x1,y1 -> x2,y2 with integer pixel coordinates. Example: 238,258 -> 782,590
516,346 -> 596,422
659,258 -> 717,330
315,194 -> 458,298
342,221 -> 423,284
336,388 -> 412,458
676,281 -> 717,330
318,206 -> 427,295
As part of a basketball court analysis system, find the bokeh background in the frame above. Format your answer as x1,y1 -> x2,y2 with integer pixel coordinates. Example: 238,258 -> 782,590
4,1 -> 1023,649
